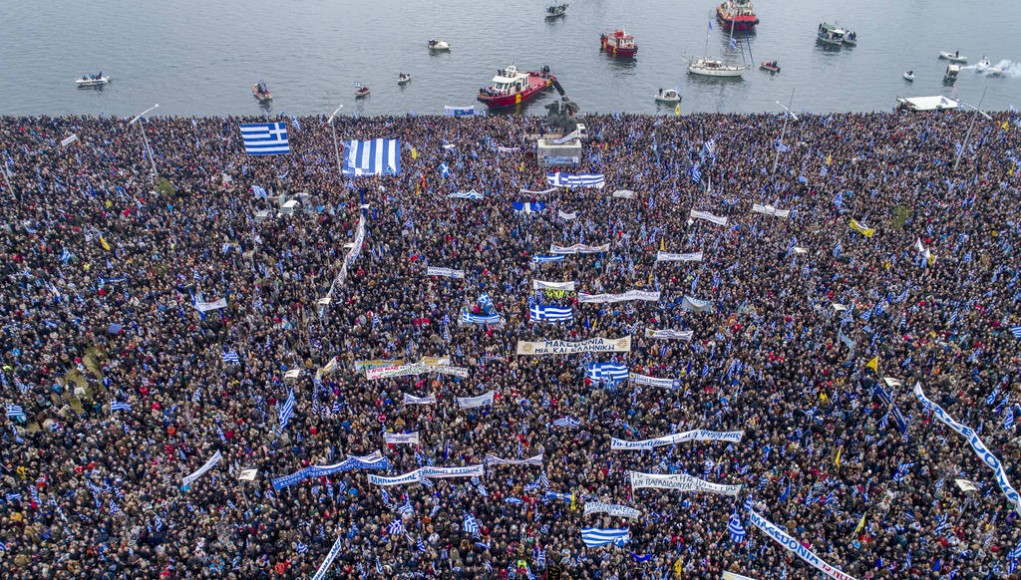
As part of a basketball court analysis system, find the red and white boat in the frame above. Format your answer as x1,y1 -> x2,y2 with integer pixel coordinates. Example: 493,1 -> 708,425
717,0 -> 759,31
477,65 -> 555,109
600,29 -> 638,58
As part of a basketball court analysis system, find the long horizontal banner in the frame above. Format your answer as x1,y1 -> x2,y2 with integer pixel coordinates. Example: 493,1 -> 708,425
273,452 -> 389,490
403,393 -> 436,405
367,362 -> 469,381
690,210 -> 728,226
533,280 -> 576,291
583,501 -> 642,519
681,296 -> 712,312
517,336 -> 632,356
656,251 -> 704,262
457,391 -> 494,409
182,451 -> 222,486
914,382 -> 1021,515
368,471 -> 423,486
645,329 -> 694,341
558,210 -> 578,220
722,573 -> 758,580
311,535 -> 345,580
367,464 -> 486,486
628,372 -> 679,390
550,243 -> 610,254
578,290 -> 661,304
384,432 -> 420,445
612,430 -> 744,451
194,298 -> 228,312
749,509 -> 858,580
356,359 -> 404,372
751,204 -> 790,218
426,267 -> 465,279
484,453 -> 544,466
629,471 -> 742,495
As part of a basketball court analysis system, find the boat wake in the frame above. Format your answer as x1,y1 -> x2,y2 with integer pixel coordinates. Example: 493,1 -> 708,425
963,59 -> 1021,77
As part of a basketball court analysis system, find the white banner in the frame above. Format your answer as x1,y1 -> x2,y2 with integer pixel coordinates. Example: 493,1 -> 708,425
426,267 -> 465,279
628,372 -> 679,390
749,509 -> 858,580
578,290 -> 660,304
723,572 -> 759,580
484,453 -> 544,466
612,189 -> 637,199
367,363 -> 469,381
629,471 -> 742,495
311,535 -> 346,580
384,432 -> 420,445
751,204 -> 791,218
182,451 -> 223,486
558,210 -> 578,220
368,471 -> 423,486
238,468 -> 258,481
690,210 -> 728,226
533,280 -> 576,291
420,464 -> 485,478
681,296 -> 712,312
403,393 -> 436,405
584,501 -> 642,519
550,243 -> 610,254
613,430 -> 744,451
656,251 -> 704,262
457,391 -> 495,409
914,382 -> 1021,515
644,329 -> 694,341
61,134 -> 79,148
521,188 -> 558,195
517,336 -> 632,356
194,298 -> 228,312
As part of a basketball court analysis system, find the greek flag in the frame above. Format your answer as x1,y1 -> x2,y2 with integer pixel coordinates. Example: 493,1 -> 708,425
546,172 -> 605,189
388,519 -> 406,536
343,139 -> 401,176
505,497 -> 524,505
689,163 -> 702,184
553,417 -> 581,428
532,255 -> 565,264
512,201 -> 547,213
1008,538 -> 1021,560
461,310 -> 499,324
252,185 -> 268,198
1011,326 -> 1021,339
240,122 -> 290,155
1008,407 -> 1016,430
279,389 -> 296,430
587,363 -> 628,384
296,541 -> 308,554
5,493 -> 22,503
530,304 -> 573,322
477,293 -> 495,313
6,404 -> 25,419
581,528 -> 630,548
439,162 -> 450,178
728,512 -> 747,543
110,401 -> 132,412
463,513 -> 480,536
449,190 -> 484,200
61,248 -> 72,262
223,349 -> 240,364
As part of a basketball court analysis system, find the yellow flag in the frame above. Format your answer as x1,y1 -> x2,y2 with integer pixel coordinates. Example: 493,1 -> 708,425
826,154 -> 832,165
99,236 -> 111,251
674,103 -> 680,116
570,492 -> 577,511
648,269 -> 654,286
410,147 -> 418,160
865,356 -> 879,372
659,237 -> 665,252
519,161 -> 525,171
849,219 -> 875,239
1011,164 -> 1016,176
674,558 -> 684,578
1003,121 -> 1010,131
854,512 -> 866,534
834,446 -> 843,469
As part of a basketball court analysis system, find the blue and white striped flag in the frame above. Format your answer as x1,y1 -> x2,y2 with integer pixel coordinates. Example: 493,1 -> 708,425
343,139 -> 401,176
532,255 -> 565,264
388,519 -> 406,536
223,349 -> 240,364
727,512 -> 746,543
295,541 -> 308,554
530,304 -> 573,322
110,401 -> 132,412
239,122 -> 290,155
546,172 -> 605,189
463,513 -> 480,537
553,417 -> 581,428
581,528 -> 630,548
689,163 -> 702,184
477,293 -> 495,313
1008,538 -> 1021,560
6,404 -> 25,420
462,311 -> 502,325
586,362 -> 628,384
279,389 -> 296,431
1011,326 -> 1021,339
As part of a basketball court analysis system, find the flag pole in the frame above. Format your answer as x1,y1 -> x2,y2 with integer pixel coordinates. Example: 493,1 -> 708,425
327,104 -> 344,179
129,104 -> 160,181
771,89 -> 797,175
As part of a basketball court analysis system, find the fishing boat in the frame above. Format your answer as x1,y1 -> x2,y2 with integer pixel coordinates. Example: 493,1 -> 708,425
759,60 -> 780,73
252,81 -> 272,101
688,19 -> 749,78
843,30 -> 858,45
398,72 -> 412,85
903,71 -> 915,82
716,0 -> 759,31
476,65 -> 555,109
546,3 -> 569,17
938,50 -> 968,63
816,23 -> 846,46
354,84 -> 370,98
76,73 -> 110,88
654,88 -> 682,104
944,64 -> 961,83
428,39 -> 451,51
600,29 -> 638,58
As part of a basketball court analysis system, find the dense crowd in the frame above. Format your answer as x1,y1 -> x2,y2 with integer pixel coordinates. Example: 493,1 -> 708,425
1,105 -> 1020,579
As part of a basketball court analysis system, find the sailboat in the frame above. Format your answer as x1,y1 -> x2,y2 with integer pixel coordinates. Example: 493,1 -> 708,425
687,19 -> 749,78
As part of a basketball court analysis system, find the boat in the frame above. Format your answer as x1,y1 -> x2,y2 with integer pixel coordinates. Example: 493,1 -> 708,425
817,23 -> 846,45
76,74 -> 110,88
654,88 -> 682,104
398,72 -> 412,85
716,0 -> 759,31
976,56 -> 992,69
252,81 -> 272,101
546,3 -> 569,17
428,39 -> 450,51
944,64 -> 961,83
938,50 -> 968,63
986,65 -> 1005,78
688,19 -> 749,78
477,65 -> 555,109
760,60 -> 780,73
354,84 -> 370,98
843,30 -> 858,45
600,29 -> 638,58
903,71 -> 915,82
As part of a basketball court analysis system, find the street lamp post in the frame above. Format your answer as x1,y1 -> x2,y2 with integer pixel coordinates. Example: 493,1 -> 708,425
129,104 -> 160,180
954,87 -> 992,172
771,88 -> 798,175
328,104 -> 344,178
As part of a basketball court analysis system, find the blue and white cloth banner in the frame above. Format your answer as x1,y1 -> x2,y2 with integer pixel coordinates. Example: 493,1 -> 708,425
629,471 -> 742,495
194,298 -> 228,312
462,311 -> 503,325
426,267 -> 465,279
728,512 -> 747,543
681,296 -> 712,312
419,464 -> 485,479
656,251 -> 704,262
273,452 -> 389,490
311,535 -> 345,580
587,362 -> 629,384
530,304 -> 574,322
448,190 -> 484,200
182,451 -> 223,487
533,255 -> 566,264
513,201 -> 547,213
612,429 -> 743,451
644,329 -> 694,341
240,122 -> 291,155
748,509 -> 858,580
553,416 -> 582,428
546,173 -> 606,189
484,453 -> 544,467
628,372 -> 680,390
457,391 -> 495,409
533,280 -> 576,291
583,502 -> 642,519
343,139 -> 401,176
550,243 -> 610,254
914,382 -> 1021,516
368,471 -> 424,487
690,210 -> 728,226
384,432 -> 420,445
403,393 -> 437,405
581,528 -> 631,548
444,105 -> 477,117
578,290 -> 660,304
110,401 -> 132,412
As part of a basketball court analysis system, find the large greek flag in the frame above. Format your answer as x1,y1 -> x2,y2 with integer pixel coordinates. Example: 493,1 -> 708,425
240,122 -> 291,155
581,528 -> 630,548
547,172 -> 605,189
343,139 -> 401,176
530,304 -> 573,322
587,362 -> 628,383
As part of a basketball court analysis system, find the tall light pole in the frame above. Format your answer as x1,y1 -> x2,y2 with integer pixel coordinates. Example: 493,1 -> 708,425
328,104 -> 344,178
954,87 -> 992,172
771,87 -> 798,175
129,104 -> 159,180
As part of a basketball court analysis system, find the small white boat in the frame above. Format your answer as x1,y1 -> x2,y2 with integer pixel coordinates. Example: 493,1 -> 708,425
903,71 -> 915,82
688,57 -> 748,78
816,23 -> 846,46
654,88 -> 682,104
938,50 -> 968,63
842,30 -> 858,45
398,73 -> 412,85
976,56 -> 992,70
428,39 -> 450,51
546,3 -> 569,17
76,75 -> 110,87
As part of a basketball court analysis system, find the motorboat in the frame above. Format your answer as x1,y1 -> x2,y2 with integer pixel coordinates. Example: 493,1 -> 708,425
976,56 -> 992,70
252,81 -> 272,101
76,74 -> 110,88
938,50 -> 968,63
986,65 -> 1005,78
843,30 -> 858,45
817,23 -> 846,45
477,65 -> 555,109
600,29 -> 638,58
428,39 -> 450,51
654,88 -> 682,104
354,84 -> 370,98
760,60 -> 780,73
546,3 -> 569,17
717,0 -> 759,31
903,71 -> 915,82
398,72 -> 412,85
944,64 -> 961,83
688,57 -> 748,77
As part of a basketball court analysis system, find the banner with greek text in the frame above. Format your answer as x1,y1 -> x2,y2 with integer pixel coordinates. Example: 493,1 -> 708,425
681,296 -> 712,312
356,359 -> 404,372
194,299 -> 228,312
273,453 -> 389,490
182,451 -> 222,486
914,382 -> 1021,515
629,471 -> 742,495
550,243 -> 610,254
613,430 -> 744,451
748,509 -> 858,580
367,362 -> 469,381
644,329 -> 694,341
558,210 -> 578,220
368,471 -> 424,486
311,535 -> 345,580
628,372 -> 679,390
722,571 -> 758,580
426,267 -> 465,279
690,210 -> 728,226
457,391 -> 494,409
384,432 -> 420,445
484,453 -> 544,467
584,501 -> 642,519
751,204 -> 790,218
403,393 -> 436,405
420,464 -> 485,478
534,280 -> 577,291
517,336 -> 632,356
656,251 -> 704,262
578,290 -> 661,304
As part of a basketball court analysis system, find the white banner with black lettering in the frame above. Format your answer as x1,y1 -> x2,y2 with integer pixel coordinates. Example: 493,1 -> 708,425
403,393 -> 436,405
578,290 -> 660,304
368,471 -> 424,486
484,453 -> 544,467
751,204 -> 791,218
311,535 -> 345,580
182,451 -> 223,486
550,243 -> 610,254
629,471 -> 742,495
722,573 -> 758,580
690,210 -> 728,226
914,382 -> 1021,515
426,267 -> 465,279
613,430 -> 744,451
656,251 -> 704,262
457,391 -> 495,409
749,509 -> 858,580
420,464 -> 485,478
644,329 -> 694,341
195,299 -> 228,312
384,432 -> 420,445
681,296 -> 712,312
367,363 -> 469,381
628,372 -> 679,390
558,210 -> 578,220
584,501 -> 642,519
517,336 -> 632,355
533,280 -> 576,291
